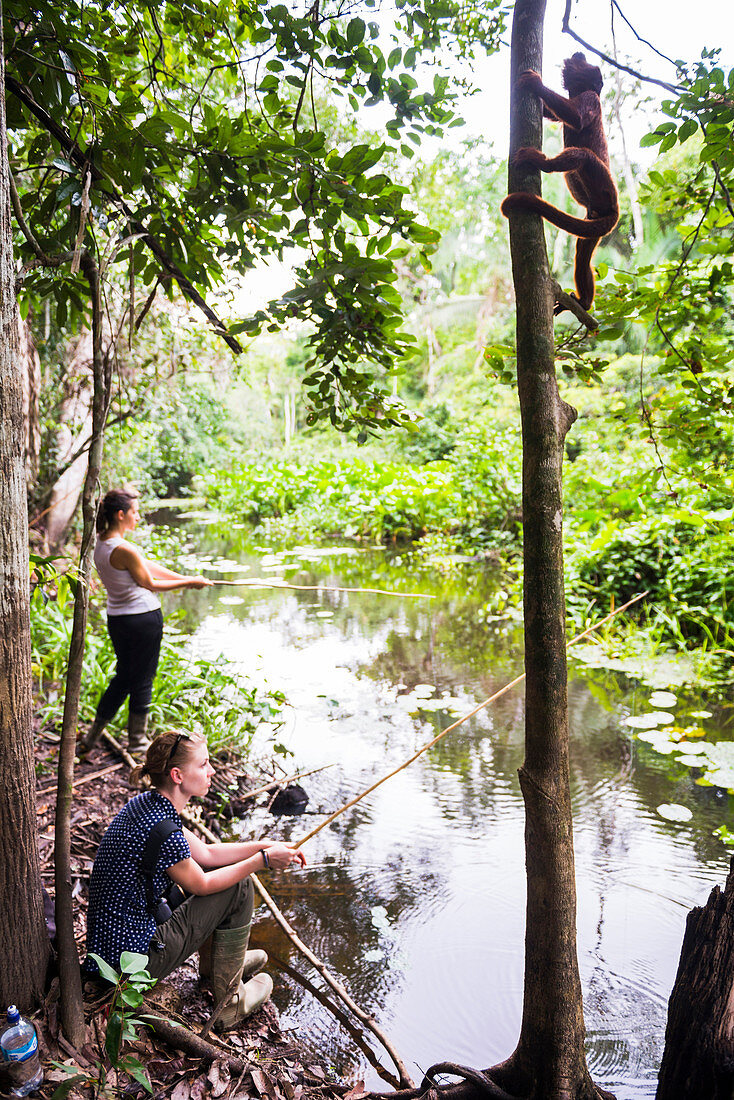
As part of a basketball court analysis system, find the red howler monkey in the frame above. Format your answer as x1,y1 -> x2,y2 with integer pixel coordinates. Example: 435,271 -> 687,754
501,52 -> 619,312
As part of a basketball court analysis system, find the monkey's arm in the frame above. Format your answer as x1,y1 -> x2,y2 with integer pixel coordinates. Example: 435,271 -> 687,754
516,70 -> 584,129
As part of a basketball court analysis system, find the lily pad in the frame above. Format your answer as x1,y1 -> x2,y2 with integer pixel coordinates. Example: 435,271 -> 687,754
701,741 -> 734,790
681,725 -> 707,739
219,596 -> 244,606
649,691 -> 677,708
690,710 -> 713,720
647,740 -> 676,755
677,756 -> 706,768
412,684 -> 436,698
635,729 -> 665,744
673,741 -> 707,755
623,712 -> 675,729
656,803 -> 693,823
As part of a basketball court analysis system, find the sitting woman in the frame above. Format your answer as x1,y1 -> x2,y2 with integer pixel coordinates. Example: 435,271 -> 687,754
85,730 -> 306,1027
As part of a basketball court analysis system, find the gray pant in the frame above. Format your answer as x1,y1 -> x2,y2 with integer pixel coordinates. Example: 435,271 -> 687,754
147,877 -> 254,980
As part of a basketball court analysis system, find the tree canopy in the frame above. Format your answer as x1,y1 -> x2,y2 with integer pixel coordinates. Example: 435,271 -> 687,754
4,0 -> 504,430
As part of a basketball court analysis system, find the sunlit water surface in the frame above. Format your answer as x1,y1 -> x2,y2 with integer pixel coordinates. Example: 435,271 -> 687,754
160,514 -> 733,1100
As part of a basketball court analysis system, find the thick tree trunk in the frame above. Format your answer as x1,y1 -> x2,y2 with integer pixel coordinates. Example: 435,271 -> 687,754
45,330 -> 94,548
498,2 -> 609,1097
0,0 -> 50,1011
18,314 -> 41,484
55,256 -> 110,1045
656,857 -> 734,1099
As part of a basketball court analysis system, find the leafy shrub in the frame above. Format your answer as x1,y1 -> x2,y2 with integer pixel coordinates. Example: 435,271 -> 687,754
200,428 -> 522,548
398,403 -> 458,464
108,385 -> 238,499
566,509 -> 734,648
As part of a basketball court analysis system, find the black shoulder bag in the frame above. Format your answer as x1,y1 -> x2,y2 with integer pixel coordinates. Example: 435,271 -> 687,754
141,819 -> 189,925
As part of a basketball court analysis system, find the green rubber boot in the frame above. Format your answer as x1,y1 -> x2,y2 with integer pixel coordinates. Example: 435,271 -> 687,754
127,711 -> 151,757
200,933 -> 266,983
210,923 -> 272,1029
78,716 -> 106,754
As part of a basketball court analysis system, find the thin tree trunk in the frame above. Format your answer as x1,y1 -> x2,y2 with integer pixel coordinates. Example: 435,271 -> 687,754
55,254 -> 110,1045
45,330 -> 94,548
0,0 -> 50,1011
499,2 -> 610,1096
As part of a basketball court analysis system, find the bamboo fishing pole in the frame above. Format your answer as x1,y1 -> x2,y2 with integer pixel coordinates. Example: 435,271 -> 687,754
294,590 -> 649,847
213,579 -> 435,599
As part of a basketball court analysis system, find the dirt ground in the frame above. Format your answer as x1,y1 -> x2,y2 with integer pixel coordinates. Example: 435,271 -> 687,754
32,729 -> 356,1100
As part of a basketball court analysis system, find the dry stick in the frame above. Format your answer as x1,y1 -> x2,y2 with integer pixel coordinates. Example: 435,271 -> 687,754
102,731 -> 136,770
270,952 -> 401,1090
239,764 -> 335,803
253,874 -> 416,1090
214,579 -> 434,599
175,805 -> 415,1089
37,761 -> 123,798
294,590 -> 649,848
144,1012 -> 248,1076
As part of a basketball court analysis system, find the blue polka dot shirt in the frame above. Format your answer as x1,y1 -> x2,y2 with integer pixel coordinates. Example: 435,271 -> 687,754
85,790 -> 190,972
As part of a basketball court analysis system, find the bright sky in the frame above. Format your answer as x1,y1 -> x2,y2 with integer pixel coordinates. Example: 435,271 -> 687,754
460,0 -> 734,152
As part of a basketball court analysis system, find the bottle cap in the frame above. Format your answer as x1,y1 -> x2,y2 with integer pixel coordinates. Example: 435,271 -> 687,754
6,1006 -> 20,1024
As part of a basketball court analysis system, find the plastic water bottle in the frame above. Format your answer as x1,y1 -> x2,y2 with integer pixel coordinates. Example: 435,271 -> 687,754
0,1006 -> 43,1096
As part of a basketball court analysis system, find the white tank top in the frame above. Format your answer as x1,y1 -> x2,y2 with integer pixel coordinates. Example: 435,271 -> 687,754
94,535 -> 161,616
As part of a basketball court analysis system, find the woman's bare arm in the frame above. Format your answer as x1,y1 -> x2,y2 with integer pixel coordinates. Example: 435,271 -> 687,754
109,543 -> 210,591
167,841 -> 306,896
183,828 -> 283,870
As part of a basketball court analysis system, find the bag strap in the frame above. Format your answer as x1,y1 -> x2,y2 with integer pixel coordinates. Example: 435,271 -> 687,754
141,819 -> 181,917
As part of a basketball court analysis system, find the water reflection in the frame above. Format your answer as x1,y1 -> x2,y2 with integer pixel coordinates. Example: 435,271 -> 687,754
154,514 -> 732,1100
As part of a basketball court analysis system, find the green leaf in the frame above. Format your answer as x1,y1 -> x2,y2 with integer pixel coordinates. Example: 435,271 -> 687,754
119,951 -> 151,975
88,953 -> 120,985
105,1011 -> 123,1064
346,18 -> 366,46
121,988 -> 144,1008
119,1056 -> 154,1092
52,1074 -> 87,1100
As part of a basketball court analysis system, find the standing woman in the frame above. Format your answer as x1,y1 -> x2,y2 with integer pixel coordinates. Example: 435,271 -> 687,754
80,490 -> 211,756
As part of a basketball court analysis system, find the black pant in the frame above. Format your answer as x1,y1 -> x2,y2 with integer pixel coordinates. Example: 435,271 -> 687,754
96,608 -> 163,723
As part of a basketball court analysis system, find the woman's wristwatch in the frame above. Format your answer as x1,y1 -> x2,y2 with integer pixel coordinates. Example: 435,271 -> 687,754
261,848 -> 270,869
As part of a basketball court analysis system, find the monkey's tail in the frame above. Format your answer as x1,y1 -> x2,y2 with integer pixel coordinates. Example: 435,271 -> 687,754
501,192 -> 618,239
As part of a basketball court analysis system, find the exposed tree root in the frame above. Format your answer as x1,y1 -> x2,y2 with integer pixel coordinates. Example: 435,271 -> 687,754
422,1063 -> 517,1099
369,1060 -> 616,1100
145,1011 -> 248,1075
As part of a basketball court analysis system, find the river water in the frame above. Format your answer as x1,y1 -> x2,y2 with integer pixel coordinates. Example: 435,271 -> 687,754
160,511 -> 732,1100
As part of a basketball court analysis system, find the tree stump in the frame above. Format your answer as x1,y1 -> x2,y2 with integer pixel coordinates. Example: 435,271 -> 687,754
657,855 -> 734,1098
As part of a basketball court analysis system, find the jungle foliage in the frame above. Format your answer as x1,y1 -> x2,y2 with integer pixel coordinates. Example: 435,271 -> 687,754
5,0 -> 504,431
192,52 -> 734,682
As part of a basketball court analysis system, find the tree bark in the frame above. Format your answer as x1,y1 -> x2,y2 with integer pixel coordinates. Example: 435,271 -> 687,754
498,2 -> 608,1097
18,314 -> 41,485
0,0 -> 50,1011
656,856 -> 734,1099
45,330 -> 94,548
55,254 -> 110,1046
